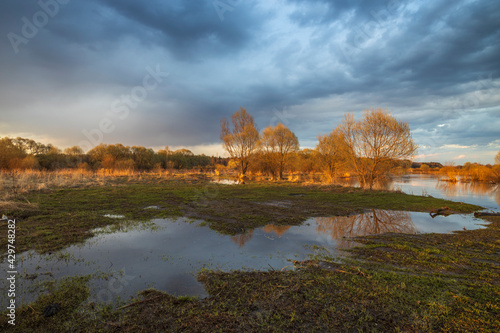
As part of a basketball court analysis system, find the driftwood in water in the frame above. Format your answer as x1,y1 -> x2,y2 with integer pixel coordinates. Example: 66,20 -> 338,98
474,212 -> 500,217
429,207 -> 453,218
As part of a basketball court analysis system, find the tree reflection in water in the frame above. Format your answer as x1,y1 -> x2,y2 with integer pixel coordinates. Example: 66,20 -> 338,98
315,210 -> 417,249
231,210 -> 416,249
436,181 -> 498,199
331,178 -> 394,191
231,225 -> 292,248
262,225 -> 292,237
231,230 -> 254,248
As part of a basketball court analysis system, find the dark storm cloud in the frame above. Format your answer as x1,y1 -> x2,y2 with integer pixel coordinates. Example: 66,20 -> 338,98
284,0 -> 500,101
94,0 -> 265,59
287,0 -> 391,26
0,0 -> 499,162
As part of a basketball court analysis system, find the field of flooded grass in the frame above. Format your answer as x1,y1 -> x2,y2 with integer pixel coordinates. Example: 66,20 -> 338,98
1,174 -> 498,331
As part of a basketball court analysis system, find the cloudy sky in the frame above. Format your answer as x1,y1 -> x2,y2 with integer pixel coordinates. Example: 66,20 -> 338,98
1,0 -> 499,163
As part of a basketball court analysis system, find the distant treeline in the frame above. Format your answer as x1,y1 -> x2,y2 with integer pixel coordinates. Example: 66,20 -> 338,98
2,134 -> 499,185
411,162 -> 444,169
0,137 -> 226,171
0,136 -> 411,177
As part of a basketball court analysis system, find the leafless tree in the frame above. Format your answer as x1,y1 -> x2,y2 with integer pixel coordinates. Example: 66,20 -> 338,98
220,107 -> 260,178
316,128 -> 345,182
260,123 -> 299,179
336,108 -> 418,189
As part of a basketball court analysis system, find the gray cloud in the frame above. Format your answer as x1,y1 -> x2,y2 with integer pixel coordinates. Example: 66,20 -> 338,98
0,0 -> 499,162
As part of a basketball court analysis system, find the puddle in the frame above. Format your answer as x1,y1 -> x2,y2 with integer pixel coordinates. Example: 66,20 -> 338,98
312,210 -> 487,249
103,214 -> 126,219
1,211 -> 487,307
210,178 -> 240,185
257,201 -> 292,208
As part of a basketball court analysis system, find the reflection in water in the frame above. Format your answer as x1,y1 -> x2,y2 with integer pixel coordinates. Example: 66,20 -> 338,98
3,209 -> 486,306
231,225 -> 292,247
232,210 -> 418,249
333,177 -> 395,191
436,181 -> 499,199
231,231 -> 254,248
262,225 -> 292,237
315,210 -> 417,249
210,178 -> 240,185
335,175 -> 499,211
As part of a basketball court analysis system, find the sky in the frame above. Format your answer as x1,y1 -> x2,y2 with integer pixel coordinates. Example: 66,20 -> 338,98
0,0 -> 499,164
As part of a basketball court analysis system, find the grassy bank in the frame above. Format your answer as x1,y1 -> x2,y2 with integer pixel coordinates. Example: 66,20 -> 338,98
1,178 -> 481,255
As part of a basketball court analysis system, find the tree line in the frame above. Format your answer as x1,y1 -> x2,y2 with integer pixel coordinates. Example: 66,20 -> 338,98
0,138 -> 221,171
3,107 -> 498,187
221,107 -> 418,189
0,107 -> 420,188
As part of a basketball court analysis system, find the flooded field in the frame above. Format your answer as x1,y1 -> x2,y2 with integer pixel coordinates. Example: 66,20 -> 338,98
1,211 -> 488,307
1,174 -> 497,308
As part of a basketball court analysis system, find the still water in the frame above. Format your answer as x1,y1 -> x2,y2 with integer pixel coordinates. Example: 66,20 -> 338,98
1,175 -> 496,306
391,174 -> 499,211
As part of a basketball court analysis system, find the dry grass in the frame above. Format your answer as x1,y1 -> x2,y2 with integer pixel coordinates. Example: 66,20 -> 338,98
0,199 -> 38,212
0,168 -> 226,202
0,169 -> 103,195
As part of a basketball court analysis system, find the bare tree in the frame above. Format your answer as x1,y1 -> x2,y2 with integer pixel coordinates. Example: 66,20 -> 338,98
337,108 -> 418,189
260,123 -> 299,179
316,128 -> 344,182
495,150 -> 500,165
220,107 -> 260,178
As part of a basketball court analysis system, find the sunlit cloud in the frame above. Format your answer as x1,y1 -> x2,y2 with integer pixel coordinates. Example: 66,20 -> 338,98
440,144 -> 477,150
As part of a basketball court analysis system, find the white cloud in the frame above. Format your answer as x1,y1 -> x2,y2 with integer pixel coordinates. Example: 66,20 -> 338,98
414,153 -> 440,161
152,143 -> 226,157
440,144 -> 476,149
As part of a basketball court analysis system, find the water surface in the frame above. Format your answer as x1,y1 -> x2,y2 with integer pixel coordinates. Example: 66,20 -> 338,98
2,208 -> 487,306
391,174 -> 499,211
